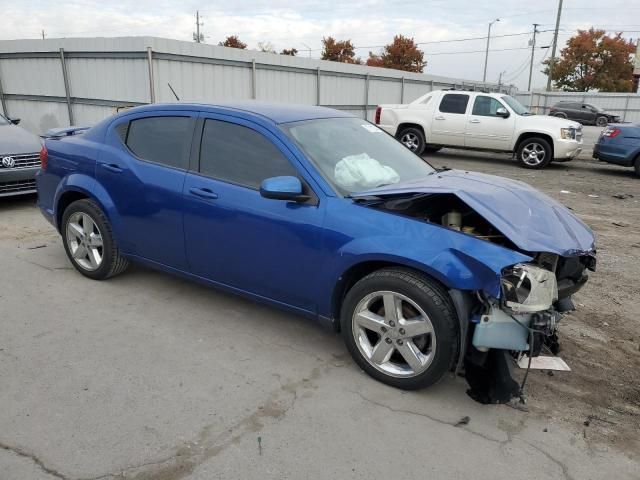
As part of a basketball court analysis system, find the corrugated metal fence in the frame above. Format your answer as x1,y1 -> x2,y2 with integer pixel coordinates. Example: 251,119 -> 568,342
0,36 -> 510,134
514,91 -> 640,122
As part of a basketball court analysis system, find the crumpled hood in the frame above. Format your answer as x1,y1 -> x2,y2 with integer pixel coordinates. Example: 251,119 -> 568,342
0,124 -> 42,154
353,170 -> 596,256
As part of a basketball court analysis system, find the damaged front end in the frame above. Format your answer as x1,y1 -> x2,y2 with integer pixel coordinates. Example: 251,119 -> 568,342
353,170 -> 597,404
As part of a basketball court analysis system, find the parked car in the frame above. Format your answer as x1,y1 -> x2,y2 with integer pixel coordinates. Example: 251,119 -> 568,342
36,102 -> 596,397
549,101 -> 621,127
0,113 -> 43,197
592,123 -> 640,176
375,90 -> 583,169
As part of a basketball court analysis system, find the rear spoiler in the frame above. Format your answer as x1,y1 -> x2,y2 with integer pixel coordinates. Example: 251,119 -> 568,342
41,126 -> 91,139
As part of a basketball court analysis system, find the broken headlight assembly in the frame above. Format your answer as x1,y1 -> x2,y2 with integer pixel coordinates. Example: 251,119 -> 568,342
501,263 -> 558,313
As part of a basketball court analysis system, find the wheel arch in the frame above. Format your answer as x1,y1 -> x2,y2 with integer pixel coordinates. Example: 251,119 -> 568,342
330,260 -> 452,332
514,131 -> 554,158
396,122 -> 426,140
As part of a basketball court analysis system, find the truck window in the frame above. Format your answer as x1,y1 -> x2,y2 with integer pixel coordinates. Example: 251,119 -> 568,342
472,96 -> 504,116
439,94 -> 469,114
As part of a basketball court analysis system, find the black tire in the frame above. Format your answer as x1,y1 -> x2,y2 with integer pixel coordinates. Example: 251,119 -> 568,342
397,127 -> 426,156
340,268 -> 458,390
424,145 -> 442,154
596,116 -> 608,127
516,136 -> 553,169
61,199 -> 129,280
634,156 -> 640,177
554,112 -> 567,119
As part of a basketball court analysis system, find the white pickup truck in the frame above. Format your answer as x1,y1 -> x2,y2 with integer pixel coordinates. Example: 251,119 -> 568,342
375,89 -> 583,169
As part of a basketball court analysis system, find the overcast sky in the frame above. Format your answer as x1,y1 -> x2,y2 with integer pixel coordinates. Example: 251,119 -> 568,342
0,0 -> 636,90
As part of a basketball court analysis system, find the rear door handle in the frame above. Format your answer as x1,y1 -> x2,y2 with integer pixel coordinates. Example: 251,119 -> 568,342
434,116 -> 446,120
189,187 -> 218,200
101,163 -> 123,173
469,119 -> 480,124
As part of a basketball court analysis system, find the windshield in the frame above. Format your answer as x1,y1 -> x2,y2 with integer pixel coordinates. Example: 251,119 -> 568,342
281,117 -> 435,195
501,95 -> 531,115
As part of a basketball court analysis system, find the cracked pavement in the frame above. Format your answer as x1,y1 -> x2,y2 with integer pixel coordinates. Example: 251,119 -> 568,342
1,145 -> 639,480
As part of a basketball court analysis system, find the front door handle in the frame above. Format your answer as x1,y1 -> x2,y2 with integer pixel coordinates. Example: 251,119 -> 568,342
189,187 -> 218,200
101,163 -> 123,173
434,116 -> 446,120
469,119 -> 481,124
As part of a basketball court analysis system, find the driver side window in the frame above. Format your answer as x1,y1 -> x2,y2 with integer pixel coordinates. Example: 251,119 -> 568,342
472,96 -> 504,117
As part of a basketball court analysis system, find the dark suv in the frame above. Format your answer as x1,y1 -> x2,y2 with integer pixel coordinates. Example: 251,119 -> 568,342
549,101 -> 620,127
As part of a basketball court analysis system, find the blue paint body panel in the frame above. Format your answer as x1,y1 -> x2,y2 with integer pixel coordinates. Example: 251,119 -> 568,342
36,102 -> 595,323
593,123 -> 640,168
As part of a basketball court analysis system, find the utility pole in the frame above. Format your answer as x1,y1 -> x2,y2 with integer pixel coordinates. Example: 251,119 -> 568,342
483,18 -> 500,83
527,23 -> 539,91
546,0 -> 563,91
41,30 -> 45,40
193,11 -> 204,43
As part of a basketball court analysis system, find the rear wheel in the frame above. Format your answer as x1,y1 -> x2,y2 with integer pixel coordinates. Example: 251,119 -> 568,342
596,116 -> 608,127
516,137 -> 553,169
62,199 -> 129,280
554,112 -> 567,119
340,268 -> 458,390
397,127 -> 426,156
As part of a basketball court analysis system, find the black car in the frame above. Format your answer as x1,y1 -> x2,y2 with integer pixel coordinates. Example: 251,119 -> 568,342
549,101 -> 621,127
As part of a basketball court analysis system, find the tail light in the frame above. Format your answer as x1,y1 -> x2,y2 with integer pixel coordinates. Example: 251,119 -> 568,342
374,106 -> 381,125
39,145 -> 48,169
603,127 -> 621,138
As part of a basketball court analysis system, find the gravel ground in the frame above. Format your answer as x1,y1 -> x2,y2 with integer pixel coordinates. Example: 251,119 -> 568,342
1,128 -> 638,479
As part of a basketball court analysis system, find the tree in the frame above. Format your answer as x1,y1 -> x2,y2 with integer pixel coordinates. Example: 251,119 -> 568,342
219,35 -> 247,49
366,35 -> 426,73
321,37 -> 360,64
543,28 -> 635,92
280,48 -> 298,56
258,41 -> 276,53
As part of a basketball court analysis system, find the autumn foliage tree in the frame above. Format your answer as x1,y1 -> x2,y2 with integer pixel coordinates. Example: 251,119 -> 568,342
543,28 -> 635,92
321,37 -> 360,64
218,35 -> 247,49
366,35 -> 426,73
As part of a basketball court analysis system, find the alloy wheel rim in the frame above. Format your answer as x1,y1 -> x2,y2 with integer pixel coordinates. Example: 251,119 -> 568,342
596,117 -> 607,127
352,291 -> 436,378
401,133 -> 419,151
521,142 -> 545,166
66,212 -> 104,271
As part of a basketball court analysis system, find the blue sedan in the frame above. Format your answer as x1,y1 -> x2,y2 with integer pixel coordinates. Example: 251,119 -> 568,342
593,123 -> 640,176
36,102 -> 596,396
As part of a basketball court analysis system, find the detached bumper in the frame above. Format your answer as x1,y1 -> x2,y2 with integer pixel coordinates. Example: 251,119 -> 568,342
554,139 -> 582,161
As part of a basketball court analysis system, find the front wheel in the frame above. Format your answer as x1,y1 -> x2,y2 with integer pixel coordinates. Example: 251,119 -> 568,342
340,268 -> 458,390
397,127 -> 426,156
596,116 -> 608,127
62,199 -> 129,280
516,137 -> 553,169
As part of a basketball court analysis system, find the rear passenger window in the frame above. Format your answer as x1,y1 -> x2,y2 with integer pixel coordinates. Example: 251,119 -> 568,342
125,116 -> 193,170
199,120 -> 298,189
439,94 -> 469,114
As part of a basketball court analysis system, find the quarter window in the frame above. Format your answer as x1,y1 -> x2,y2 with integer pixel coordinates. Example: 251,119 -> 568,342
199,120 -> 298,189
439,94 -> 469,114
125,116 -> 193,170
472,96 -> 505,116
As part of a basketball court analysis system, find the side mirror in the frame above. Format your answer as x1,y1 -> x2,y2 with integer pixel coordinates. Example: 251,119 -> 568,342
260,176 -> 309,202
9,118 -> 21,125
496,107 -> 510,118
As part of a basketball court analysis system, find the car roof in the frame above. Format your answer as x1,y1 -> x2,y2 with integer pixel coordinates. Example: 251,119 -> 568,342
119,101 -> 354,124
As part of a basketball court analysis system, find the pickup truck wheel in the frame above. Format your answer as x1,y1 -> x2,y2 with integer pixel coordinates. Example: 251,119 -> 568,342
62,199 -> 129,280
398,127 -> 426,155
595,116 -> 608,127
340,268 -> 457,390
516,137 -> 553,169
